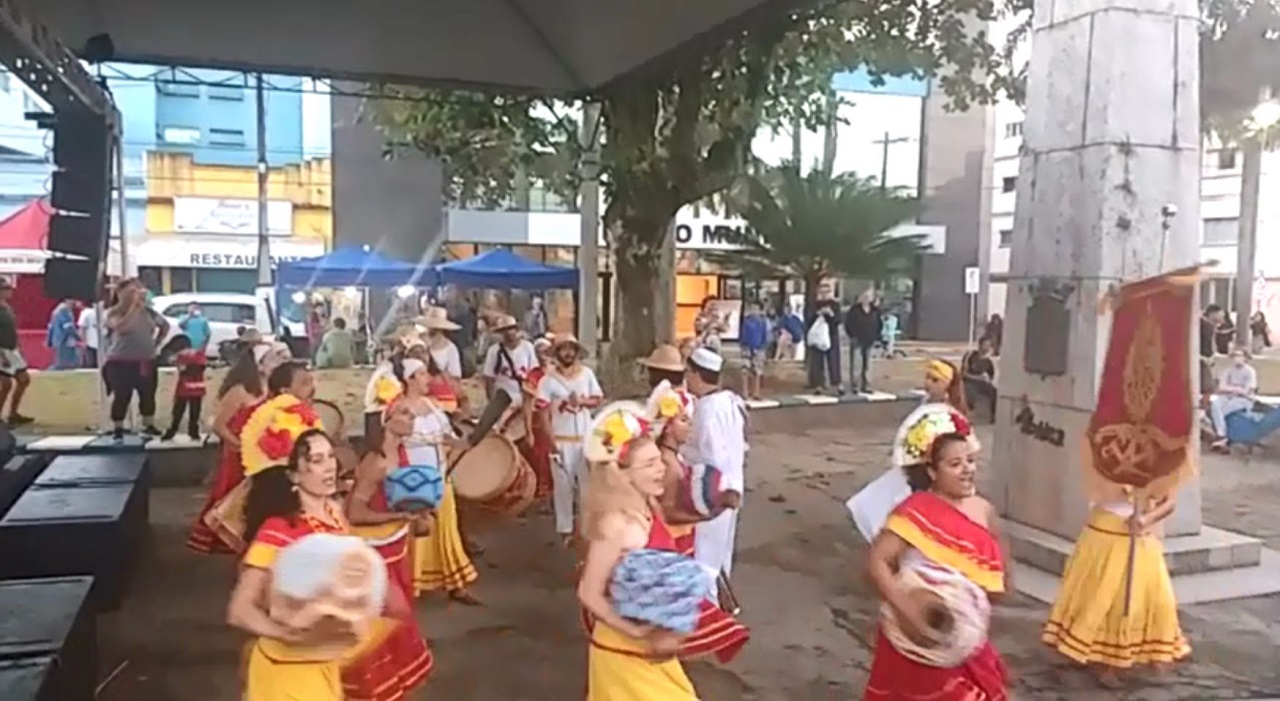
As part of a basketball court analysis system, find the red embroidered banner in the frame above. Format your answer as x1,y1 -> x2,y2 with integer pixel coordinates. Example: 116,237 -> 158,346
1085,267 -> 1201,492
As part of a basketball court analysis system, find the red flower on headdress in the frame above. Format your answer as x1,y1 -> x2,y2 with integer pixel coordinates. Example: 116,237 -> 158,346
284,402 -> 321,426
951,412 -> 972,436
259,426 -> 296,461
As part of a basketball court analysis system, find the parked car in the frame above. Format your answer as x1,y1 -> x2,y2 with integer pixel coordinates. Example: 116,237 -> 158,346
152,292 -> 277,365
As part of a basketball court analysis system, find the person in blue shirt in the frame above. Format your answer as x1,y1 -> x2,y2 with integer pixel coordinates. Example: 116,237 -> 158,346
46,298 -> 81,370
178,303 -> 212,354
738,300 -> 769,400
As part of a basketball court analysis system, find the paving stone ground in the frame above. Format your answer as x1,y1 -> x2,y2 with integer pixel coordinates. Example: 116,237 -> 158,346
92,422 -> 1280,700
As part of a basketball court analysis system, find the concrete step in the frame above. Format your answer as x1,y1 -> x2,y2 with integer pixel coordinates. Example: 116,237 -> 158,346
1005,521 -> 1262,577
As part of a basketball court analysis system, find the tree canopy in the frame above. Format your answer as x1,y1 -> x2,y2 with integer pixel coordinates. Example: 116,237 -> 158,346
365,0 -> 1017,357
713,165 -> 927,293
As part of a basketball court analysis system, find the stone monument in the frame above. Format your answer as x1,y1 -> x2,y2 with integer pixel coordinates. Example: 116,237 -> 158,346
991,0 -> 1280,603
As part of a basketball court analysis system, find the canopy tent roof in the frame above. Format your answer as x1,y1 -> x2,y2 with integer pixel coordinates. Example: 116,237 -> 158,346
31,0 -> 811,94
435,248 -> 577,289
0,199 -> 51,251
276,245 -> 431,288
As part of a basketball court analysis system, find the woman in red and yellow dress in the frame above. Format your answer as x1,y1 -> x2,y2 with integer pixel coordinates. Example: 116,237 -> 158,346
646,381 -> 749,663
397,357 -> 480,603
345,398 -> 434,700
186,342 -> 287,553
578,404 -> 698,700
523,336 -> 555,499
864,412 -> 1010,701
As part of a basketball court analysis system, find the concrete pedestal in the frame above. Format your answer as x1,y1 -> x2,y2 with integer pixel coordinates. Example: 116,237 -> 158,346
993,0 -> 1280,603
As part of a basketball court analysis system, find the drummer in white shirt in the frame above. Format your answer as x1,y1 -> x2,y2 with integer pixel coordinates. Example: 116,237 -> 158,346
683,348 -> 748,595
535,333 -> 603,546
482,314 -> 538,443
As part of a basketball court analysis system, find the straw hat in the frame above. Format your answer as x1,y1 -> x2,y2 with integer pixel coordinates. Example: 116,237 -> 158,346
418,306 -> 460,331
583,401 -> 651,464
638,344 -> 685,373
490,314 -> 518,332
552,332 -> 583,351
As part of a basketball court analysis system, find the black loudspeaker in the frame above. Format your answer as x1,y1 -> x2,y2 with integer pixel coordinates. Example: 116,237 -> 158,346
42,258 -> 100,301
47,109 -> 111,261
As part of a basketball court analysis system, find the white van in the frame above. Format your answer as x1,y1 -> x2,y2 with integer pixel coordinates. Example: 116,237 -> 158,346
153,292 -> 278,364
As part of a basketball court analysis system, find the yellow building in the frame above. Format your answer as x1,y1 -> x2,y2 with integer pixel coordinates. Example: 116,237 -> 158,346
137,152 -> 333,293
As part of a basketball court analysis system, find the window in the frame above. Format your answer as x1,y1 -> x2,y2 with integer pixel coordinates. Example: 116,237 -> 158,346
1001,176 -> 1017,193
0,71 -> 10,92
170,268 -> 195,293
184,302 -> 257,325
1217,148 -> 1238,170
160,126 -> 201,145
208,128 -> 246,147
207,85 -> 245,101
1200,278 -> 1236,312
998,229 -> 1013,247
137,267 -> 163,295
156,69 -> 199,97
1202,217 -> 1239,246
1004,121 -> 1023,138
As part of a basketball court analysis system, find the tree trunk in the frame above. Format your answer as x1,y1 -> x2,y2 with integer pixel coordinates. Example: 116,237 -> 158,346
611,223 -> 669,361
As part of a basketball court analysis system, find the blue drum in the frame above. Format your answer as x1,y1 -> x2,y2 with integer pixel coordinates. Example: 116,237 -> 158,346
384,465 -> 444,512
609,548 -> 705,634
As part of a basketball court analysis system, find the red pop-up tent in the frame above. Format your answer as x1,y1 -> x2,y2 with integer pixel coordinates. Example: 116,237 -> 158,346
0,199 -> 66,368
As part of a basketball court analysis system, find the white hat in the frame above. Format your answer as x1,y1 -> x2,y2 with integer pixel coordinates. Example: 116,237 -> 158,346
401,358 -> 428,379
688,347 -> 723,373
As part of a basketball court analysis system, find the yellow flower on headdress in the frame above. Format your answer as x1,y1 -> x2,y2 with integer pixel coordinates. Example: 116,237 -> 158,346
374,375 -> 403,406
657,392 -> 682,419
240,395 -> 325,477
600,411 -> 638,448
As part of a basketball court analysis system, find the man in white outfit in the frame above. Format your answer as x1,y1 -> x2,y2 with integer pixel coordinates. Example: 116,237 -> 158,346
535,334 -> 603,545
683,347 -> 747,592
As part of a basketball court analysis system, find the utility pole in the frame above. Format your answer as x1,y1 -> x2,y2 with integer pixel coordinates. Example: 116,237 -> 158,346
1236,137 -> 1262,350
578,102 -> 602,355
873,131 -> 910,190
255,73 -> 271,286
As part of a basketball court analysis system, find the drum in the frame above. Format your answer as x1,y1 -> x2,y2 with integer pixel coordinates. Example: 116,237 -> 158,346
269,533 -> 388,660
678,463 -> 728,518
880,562 -> 990,668
450,434 -> 536,517
314,399 -> 346,439
609,548 -> 705,634
203,479 -> 250,552
384,465 -> 444,512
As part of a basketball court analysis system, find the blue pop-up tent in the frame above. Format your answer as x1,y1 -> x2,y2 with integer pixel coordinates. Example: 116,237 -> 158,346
275,245 -> 434,288
434,248 -> 578,289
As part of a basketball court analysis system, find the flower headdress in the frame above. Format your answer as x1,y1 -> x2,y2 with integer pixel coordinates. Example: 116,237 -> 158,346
240,395 -> 325,477
583,401 -> 651,464
644,380 -> 693,437
891,402 -> 974,470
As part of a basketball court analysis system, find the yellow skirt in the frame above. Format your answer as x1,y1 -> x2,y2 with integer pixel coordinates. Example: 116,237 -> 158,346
587,621 -> 697,701
243,641 -> 343,701
1042,509 -> 1191,668
413,481 -> 478,595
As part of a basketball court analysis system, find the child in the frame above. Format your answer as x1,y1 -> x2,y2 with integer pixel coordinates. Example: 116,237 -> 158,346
163,337 -> 207,441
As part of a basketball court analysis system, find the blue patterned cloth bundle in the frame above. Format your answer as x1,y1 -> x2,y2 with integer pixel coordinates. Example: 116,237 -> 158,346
609,548 -> 705,634
384,465 -> 444,512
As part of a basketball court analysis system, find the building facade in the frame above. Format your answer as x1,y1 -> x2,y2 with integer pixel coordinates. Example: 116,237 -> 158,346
986,99 -> 1280,327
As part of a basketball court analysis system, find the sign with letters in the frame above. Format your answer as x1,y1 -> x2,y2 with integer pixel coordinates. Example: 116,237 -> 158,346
173,197 -> 293,236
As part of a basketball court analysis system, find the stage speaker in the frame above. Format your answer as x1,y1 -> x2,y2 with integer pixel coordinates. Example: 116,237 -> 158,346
42,258 -> 101,301
47,109 -> 111,261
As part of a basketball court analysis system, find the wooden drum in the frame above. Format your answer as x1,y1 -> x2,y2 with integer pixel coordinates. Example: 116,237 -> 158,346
314,399 -> 358,493
450,435 -> 536,517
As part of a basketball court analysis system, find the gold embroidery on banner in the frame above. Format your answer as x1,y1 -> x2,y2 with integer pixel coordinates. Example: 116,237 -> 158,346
1091,300 -> 1183,483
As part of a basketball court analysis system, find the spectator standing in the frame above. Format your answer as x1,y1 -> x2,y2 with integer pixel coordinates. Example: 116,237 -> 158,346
315,317 -> 356,369
961,337 -> 998,419
694,296 -> 726,352
806,283 -> 843,392
1250,311 -> 1272,355
522,295 -> 548,340
103,278 -> 170,440
178,303 -> 211,354
46,298 -> 81,370
0,278 -> 32,424
984,313 -> 1004,355
739,301 -> 769,400
844,290 -> 882,393
447,297 -> 478,377
78,303 -> 100,368
776,306 -> 804,361
882,309 -> 900,356
1200,304 -> 1225,395
162,338 -> 207,441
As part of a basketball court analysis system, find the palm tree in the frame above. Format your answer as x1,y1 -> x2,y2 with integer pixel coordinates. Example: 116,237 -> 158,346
717,163 -> 927,314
